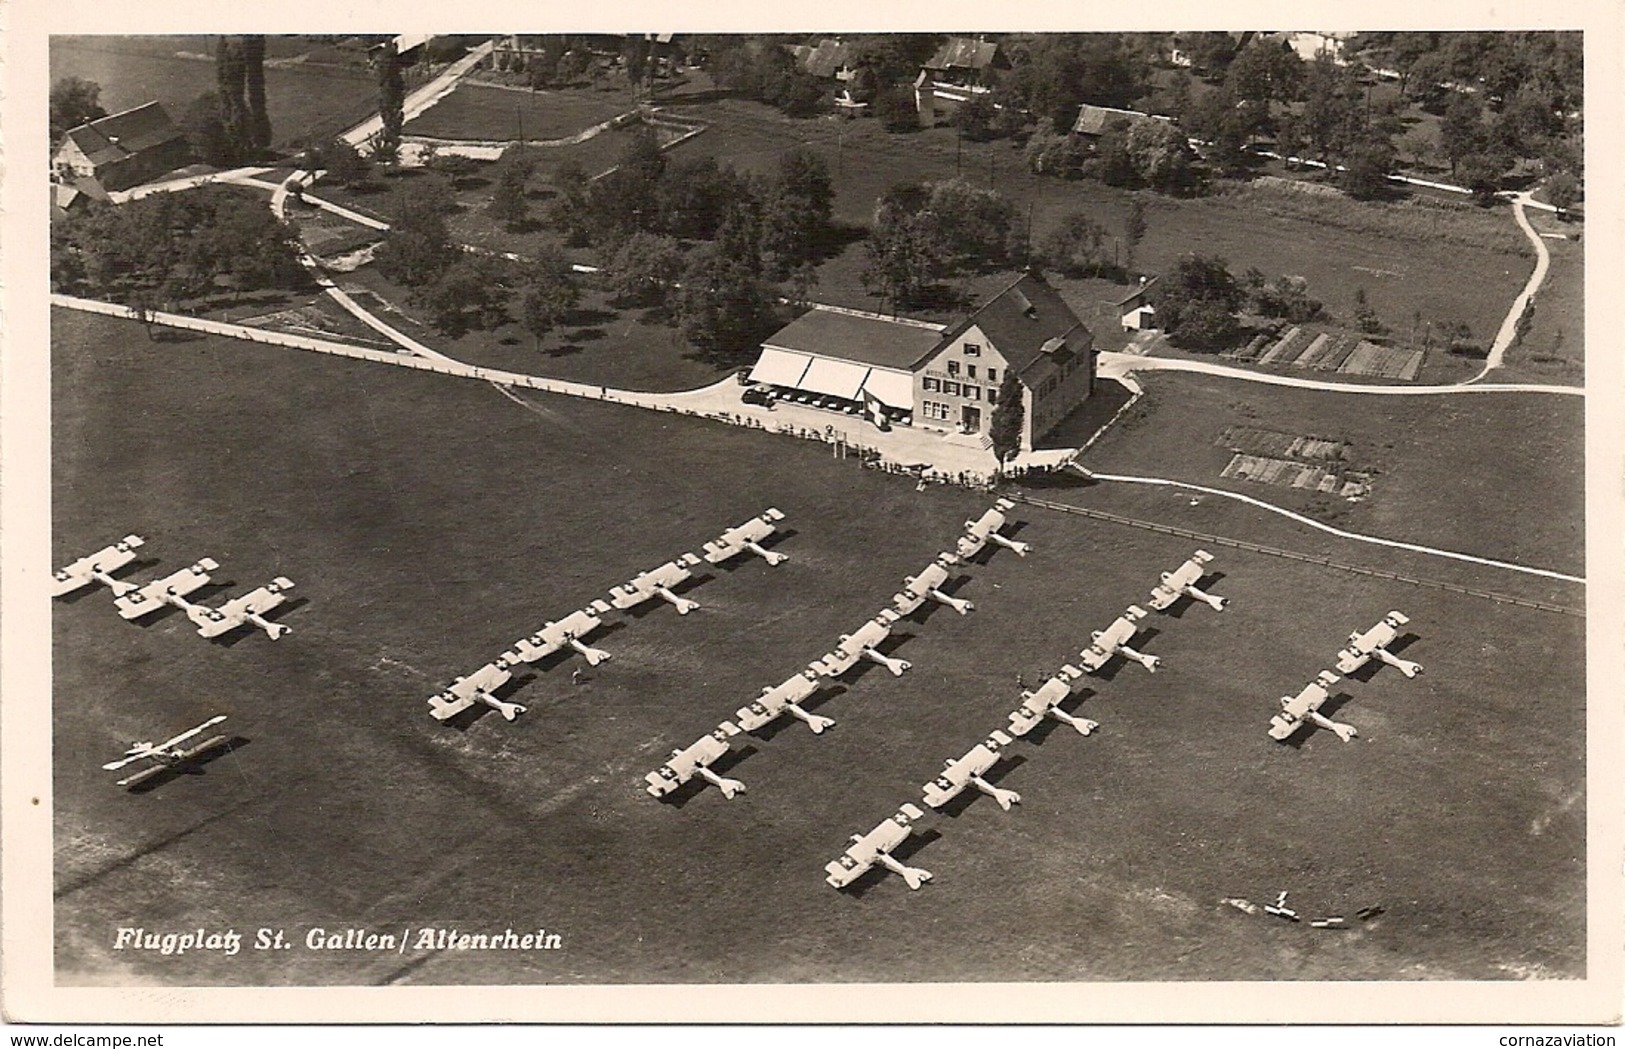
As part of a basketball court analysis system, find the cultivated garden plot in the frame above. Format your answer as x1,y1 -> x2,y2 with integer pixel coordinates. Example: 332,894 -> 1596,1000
50,310 -> 1583,987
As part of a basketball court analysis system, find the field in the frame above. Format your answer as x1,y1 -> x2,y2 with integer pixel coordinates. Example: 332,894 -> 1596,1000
50,308 -> 1585,993
658,98 -> 1533,340
1501,208 -> 1584,384
1076,372 -> 1585,579
51,36 -> 380,151
403,82 -> 636,142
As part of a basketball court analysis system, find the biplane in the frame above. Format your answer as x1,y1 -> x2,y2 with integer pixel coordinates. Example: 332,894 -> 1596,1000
825,803 -> 933,890
810,610 -> 911,678
113,558 -> 221,621
703,508 -> 788,566
428,658 -> 523,722
922,730 -> 1022,812
502,601 -> 615,666
1079,604 -> 1161,674
103,715 -> 232,789
1149,550 -> 1227,612
609,555 -> 703,616
52,535 -> 146,598
956,499 -> 1031,559
1268,670 -> 1356,742
1007,664 -> 1097,737
1336,611 -> 1422,679
891,555 -> 974,617
735,669 -> 834,734
644,722 -> 747,799
194,577 -> 296,639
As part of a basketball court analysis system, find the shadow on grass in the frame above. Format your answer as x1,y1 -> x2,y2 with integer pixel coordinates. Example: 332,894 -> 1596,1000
126,736 -> 250,795
567,327 -> 607,342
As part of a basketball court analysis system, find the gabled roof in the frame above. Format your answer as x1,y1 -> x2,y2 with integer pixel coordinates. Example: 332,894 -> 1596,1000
763,308 -> 945,371
791,38 -> 856,79
925,272 -> 1090,377
62,102 -> 185,167
925,37 -> 998,72
1072,103 -> 1172,137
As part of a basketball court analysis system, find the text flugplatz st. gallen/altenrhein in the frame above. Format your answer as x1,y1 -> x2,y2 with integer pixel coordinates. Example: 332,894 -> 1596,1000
112,926 -> 566,956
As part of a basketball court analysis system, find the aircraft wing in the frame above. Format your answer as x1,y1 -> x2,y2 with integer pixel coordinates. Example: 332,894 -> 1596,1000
428,690 -> 477,721
153,714 -> 229,752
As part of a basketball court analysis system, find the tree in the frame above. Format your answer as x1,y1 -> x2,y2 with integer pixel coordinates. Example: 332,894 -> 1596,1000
1125,119 -> 1196,193
1252,274 -> 1324,323
243,35 -> 272,153
1439,93 -> 1486,176
1182,32 -> 1240,76
423,258 -> 508,337
319,138 -> 371,187
1155,254 -> 1242,351
1458,151 -> 1512,204
1023,128 -> 1087,180
215,36 -> 249,164
873,85 -> 920,133
377,39 -> 406,159
1039,211 -> 1110,277
50,76 -> 106,146
1225,40 -> 1302,114
179,92 -> 233,167
487,159 -> 531,227
374,183 -> 457,288
1352,287 -> 1383,335
1338,130 -> 1396,200
1123,197 -> 1147,271
604,231 -> 683,307
547,161 -> 594,245
952,95 -> 998,142
923,179 -> 1018,270
656,156 -> 738,241
862,184 -> 943,310
519,248 -> 580,345
674,244 -> 778,362
761,149 -> 834,278
988,373 -> 1025,462
1545,171 -> 1580,217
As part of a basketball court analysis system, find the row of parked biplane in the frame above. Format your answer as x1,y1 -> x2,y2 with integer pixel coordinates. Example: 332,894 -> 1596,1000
53,535 -> 297,640
824,547 -> 1231,890
643,499 -> 1031,800
53,535 -> 300,787
1267,611 -> 1423,743
428,510 -> 790,724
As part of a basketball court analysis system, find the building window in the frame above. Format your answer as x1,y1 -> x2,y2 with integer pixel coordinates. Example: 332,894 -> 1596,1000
943,381 -> 960,397
966,364 -> 977,380
986,368 -> 997,385
967,386 -> 980,402
987,386 -> 999,405
923,377 -> 940,393
922,400 -> 952,421
947,360 -> 960,377
964,343 -> 981,357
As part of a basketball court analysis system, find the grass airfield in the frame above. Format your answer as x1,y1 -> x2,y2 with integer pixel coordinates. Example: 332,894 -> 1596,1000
51,309 -> 1584,986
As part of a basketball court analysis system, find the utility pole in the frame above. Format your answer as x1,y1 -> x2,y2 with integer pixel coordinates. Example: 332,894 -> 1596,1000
956,126 -> 962,177
516,102 -> 524,144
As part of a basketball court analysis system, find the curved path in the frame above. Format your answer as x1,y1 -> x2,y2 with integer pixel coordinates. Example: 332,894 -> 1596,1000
343,41 -> 495,151
1466,191 -> 1552,382
1100,351 -> 1580,396
1068,464 -> 1584,585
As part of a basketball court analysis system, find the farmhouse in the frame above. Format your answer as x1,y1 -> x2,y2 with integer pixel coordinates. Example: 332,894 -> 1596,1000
788,38 -> 858,82
915,36 -> 1002,127
748,273 -> 1096,452
1072,103 -> 1174,140
52,102 -> 192,195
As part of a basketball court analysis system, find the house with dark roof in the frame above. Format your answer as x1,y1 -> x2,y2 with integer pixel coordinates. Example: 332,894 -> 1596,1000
748,273 -> 1096,452
52,102 -> 192,195
788,39 -> 858,81
915,36 -> 1004,127
923,37 -> 1001,79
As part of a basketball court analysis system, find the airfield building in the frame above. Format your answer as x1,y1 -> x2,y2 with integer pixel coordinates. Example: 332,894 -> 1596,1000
748,272 -> 1096,452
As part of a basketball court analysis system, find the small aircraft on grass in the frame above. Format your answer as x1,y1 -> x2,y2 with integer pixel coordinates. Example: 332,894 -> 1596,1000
825,803 -> 933,890
735,669 -> 833,734
194,577 -> 296,639
922,730 -> 1022,812
1149,549 -> 1227,612
891,555 -> 974,617
703,508 -> 788,566
503,601 -> 615,667
1268,670 -> 1356,742
644,721 -> 747,799
1079,604 -> 1161,674
428,658 -> 523,722
103,715 -> 232,789
1336,611 -> 1422,678
810,610 -> 910,678
1007,664 -> 1097,737
113,558 -> 221,621
52,535 -> 146,598
956,499 -> 1031,560
609,555 -> 703,616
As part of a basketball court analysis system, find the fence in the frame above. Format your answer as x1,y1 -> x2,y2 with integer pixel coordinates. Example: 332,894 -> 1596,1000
1011,494 -> 1584,618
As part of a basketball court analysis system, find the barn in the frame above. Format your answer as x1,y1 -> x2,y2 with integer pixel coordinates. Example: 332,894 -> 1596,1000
52,102 -> 192,195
